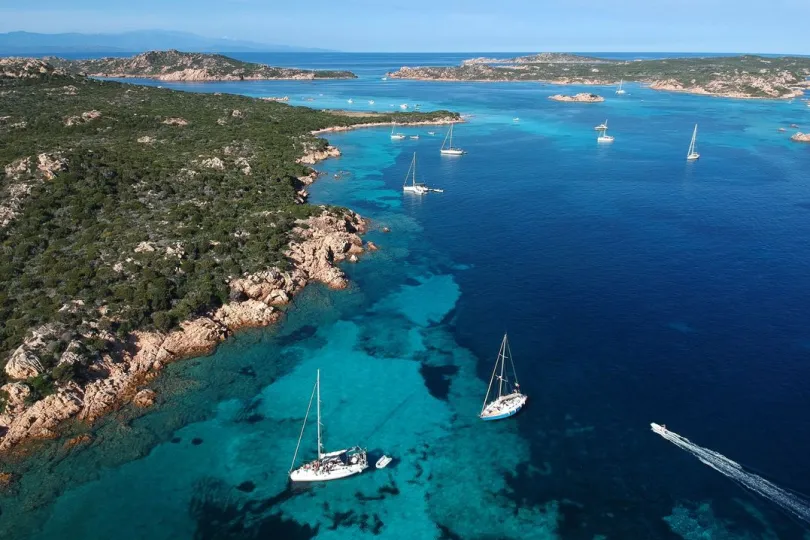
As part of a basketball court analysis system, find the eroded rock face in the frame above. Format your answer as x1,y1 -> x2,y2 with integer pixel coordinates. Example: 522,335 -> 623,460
1,383 -> 31,415
37,152 -> 68,179
4,347 -> 43,379
287,210 -> 367,289
297,145 -> 340,165
0,387 -> 83,451
65,110 -> 101,126
133,389 -> 156,408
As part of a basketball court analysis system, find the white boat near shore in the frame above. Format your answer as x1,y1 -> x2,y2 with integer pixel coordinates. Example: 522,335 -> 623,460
594,119 -> 608,130
390,123 -> 405,140
440,124 -> 465,155
289,370 -> 368,482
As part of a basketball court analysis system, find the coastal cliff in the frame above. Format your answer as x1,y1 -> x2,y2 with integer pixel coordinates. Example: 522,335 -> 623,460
0,58 -> 460,456
45,50 -> 358,81
388,53 -> 810,99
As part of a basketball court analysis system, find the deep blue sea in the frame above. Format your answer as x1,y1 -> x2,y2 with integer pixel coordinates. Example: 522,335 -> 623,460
3,52 -> 810,539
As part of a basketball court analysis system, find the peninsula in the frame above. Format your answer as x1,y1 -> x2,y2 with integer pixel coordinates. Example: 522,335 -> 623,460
388,53 -> 810,99
0,57 -> 458,455
45,50 -> 358,81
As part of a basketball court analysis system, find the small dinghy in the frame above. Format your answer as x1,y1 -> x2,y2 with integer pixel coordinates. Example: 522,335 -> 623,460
376,455 -> 393,469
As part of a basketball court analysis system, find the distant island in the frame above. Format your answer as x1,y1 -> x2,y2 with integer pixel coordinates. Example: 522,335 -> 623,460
46,50 -> 357,81
0,30 -> 330,54
0,57 -> 457,455
549,93 -> 604,103
388,53 -> 810,99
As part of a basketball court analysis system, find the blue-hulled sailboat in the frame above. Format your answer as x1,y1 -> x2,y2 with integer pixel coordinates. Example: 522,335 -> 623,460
479,334 -> 527,421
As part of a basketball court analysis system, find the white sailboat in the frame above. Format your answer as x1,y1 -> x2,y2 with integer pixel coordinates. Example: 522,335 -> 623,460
687,124 -> 700,161
403,153 -> 429,194
480,334 -> 527,421
440,124 -> 465,155
594,119 -> 608,130
390,123 -> 405,140
616,79 -> 626,95
289,370 -> 368,482
597,127 -> 614,143
347,98 -> 354,104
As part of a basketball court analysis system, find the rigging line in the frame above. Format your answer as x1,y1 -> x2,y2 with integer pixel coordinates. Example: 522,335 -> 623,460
289,379 -> 318,473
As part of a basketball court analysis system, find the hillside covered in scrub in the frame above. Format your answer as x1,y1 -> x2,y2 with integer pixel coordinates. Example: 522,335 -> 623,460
45,50 -> 358,81
0,57 -> 457,449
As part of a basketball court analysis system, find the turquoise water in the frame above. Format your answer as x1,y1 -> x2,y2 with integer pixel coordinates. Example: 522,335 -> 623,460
3,54 -> 810,539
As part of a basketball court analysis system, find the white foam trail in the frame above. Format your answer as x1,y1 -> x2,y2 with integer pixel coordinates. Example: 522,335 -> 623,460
651,423 -> 810,524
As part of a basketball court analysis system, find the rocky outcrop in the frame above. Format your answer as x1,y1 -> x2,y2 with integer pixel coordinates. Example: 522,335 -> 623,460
133,389 -> 156,408
287,210 -> 367,289
0,383 -> 31,415
549,93 -> 605,103
297,145 -> 340,165
0,58 -> 65,79
64,110 -> 101,126
791,132 -> 810,142
0,387 -> 83,451
162,117 -> 188,126
1,153 -> 67,228
37,152 -> 68,179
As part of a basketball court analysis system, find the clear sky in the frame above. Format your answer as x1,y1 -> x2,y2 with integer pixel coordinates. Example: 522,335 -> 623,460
1,0 -> 809,54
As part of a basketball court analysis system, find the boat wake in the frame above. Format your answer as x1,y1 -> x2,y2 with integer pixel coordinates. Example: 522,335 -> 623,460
651,423 -> 810,524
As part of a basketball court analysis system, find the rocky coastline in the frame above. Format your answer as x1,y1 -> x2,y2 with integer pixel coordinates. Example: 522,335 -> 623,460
791,132 -> 810,142
0,137 -> 371,457
387,54 -> 810,99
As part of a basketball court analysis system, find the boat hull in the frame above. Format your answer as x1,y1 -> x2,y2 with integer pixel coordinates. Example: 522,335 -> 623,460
440,149 -> 464,155
290,448 -> 368,482
687,153 -> 700,161
403,186 -> 428,194
480,393 -> 527,421
290,463 -> 366,482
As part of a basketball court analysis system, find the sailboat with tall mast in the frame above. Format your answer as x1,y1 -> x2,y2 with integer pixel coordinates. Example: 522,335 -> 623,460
289,370 -> 368,482
403,153 -> 433,194
686,124 -> 700,161
479,334 -> 527,421
440,123 -> 465,155
390,123 -> 405,140
616,79 -> 626,94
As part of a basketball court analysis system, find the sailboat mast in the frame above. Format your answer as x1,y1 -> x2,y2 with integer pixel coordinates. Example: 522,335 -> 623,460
316,369 -> 323,459
497,334 -> 507,398
448,124 -> 453,149
412,153 -> 416,186
481,341 -> 501,414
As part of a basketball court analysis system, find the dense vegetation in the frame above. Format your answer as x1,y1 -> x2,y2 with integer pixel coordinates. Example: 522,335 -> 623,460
0,61 -> 456,385
390,53 -> 810,98
46,50 -> 357,80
